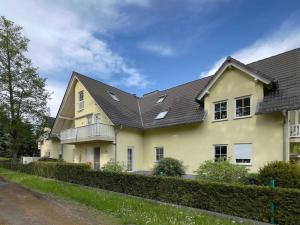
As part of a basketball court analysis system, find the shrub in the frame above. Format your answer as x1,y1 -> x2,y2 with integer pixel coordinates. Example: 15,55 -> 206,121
259,161 -> 300,189
242,173 -> 261,185
0,161 -> 299,224
153,157 -> 185,177
38,157 -> 64,162
195,160 -> 249,184
101,159 -> 125,172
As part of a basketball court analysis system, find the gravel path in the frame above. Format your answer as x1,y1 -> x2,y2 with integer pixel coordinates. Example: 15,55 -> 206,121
0,178 -> 119,225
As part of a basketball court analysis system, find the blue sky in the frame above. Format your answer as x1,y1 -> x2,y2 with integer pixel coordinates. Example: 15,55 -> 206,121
1,0 -> 300,116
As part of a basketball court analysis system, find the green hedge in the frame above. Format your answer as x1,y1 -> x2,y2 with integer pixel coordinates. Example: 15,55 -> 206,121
0,161 -> 299,225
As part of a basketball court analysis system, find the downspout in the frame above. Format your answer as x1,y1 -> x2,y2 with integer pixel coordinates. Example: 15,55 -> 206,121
282,110 -> 290,161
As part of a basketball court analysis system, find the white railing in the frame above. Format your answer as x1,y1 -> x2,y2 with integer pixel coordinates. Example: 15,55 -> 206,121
290,124 -> 300,138
60,123 -> 114,142
78,100 -> 84,111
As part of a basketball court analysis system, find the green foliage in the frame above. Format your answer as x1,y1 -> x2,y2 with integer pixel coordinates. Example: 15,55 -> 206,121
38,157 -> 64,162
195,160 -> 249,184
0,161 -> 299,224
101,159 -> 125,172
0,16 -> 50,160
153,157 -> 186,177
241,173 -> 261,185
259,161 -> 300,189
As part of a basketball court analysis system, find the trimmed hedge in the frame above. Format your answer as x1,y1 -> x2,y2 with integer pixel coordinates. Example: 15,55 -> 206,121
0,161 -> 299,225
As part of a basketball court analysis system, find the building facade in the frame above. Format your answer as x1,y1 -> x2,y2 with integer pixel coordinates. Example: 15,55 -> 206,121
41,49 -> 300,174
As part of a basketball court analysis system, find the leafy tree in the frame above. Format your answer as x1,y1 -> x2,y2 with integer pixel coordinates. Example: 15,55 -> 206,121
0,16 -> 50,161
153,157 -> 186,177
195,160 -> 249,184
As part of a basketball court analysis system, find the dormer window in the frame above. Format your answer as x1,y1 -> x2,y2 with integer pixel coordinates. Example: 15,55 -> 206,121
78,90 -> 84,110
156,95 -> 166,103
155,111 -> 168,119
108,91 -> 120,101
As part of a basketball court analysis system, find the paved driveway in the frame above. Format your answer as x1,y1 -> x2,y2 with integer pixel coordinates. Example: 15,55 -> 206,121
0,178 -> 119,225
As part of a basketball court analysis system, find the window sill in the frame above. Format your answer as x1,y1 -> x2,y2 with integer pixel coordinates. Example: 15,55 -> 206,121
212,118 -> 228,123
234,115 -> 252,120
235,163 -> 252,166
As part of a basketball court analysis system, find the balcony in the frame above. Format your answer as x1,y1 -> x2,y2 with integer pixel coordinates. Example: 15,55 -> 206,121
60,123 -> 115,144
290,124 -> 300,138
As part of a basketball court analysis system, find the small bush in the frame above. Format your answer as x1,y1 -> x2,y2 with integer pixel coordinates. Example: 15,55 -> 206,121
259,161 -> 300,188
242,173 -> 261,185
195,160 -> 249,184
153,157 -> 185,177
101,159 -> 125,172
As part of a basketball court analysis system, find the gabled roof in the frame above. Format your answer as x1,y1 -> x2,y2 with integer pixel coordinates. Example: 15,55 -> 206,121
46,117 -> 56,129
53,48 -> 300,131
196,56 -> 275,101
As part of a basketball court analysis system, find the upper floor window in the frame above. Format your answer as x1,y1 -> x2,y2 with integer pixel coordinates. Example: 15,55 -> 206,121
87,115 -> 93,125
108,91 -> 120,101
156,95 -> 166,103
214,145 -> 227,162
78,90 -> 84,110
214,101 -> 227,121
155,111 -> 168,119
155,147 -> 164,162
235,96 -> 251,118
94,113 -> 101,123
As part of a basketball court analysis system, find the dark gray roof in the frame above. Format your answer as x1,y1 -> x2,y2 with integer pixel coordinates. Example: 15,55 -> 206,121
74,48 -> 300,129
249,48 -> 300,114
46,116 -> 56,129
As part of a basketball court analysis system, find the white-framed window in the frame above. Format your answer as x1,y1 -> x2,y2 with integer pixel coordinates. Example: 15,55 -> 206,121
78,90 -> 84,110
87,115 -> 93,125
155,147 -> 164,162
108,91 -> 120,101
213,145 -> 227,161
235,96 -> 251,118
155,111 -> 168,119
234,143 -> 252,165
94,113 -> 101,123
127,147 -> 133,171
213,100 -> 227,121
156,95 -> 166,103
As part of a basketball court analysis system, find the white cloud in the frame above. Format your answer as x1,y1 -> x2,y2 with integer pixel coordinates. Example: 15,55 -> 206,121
139,41 -> 175,56
0,0 -> 151,116
200,18 -> 300,77
46,81 -> 67,117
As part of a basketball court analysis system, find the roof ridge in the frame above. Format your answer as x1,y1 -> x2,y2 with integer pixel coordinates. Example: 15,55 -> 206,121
247,47 -> 300,65
74,71 -> 137,98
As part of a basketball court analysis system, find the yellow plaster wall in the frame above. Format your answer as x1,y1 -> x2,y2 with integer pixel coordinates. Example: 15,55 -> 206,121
74,79 -> 112,127
40,138 -> 61,158
117,128 -> 144,171
142,68 -> 284,173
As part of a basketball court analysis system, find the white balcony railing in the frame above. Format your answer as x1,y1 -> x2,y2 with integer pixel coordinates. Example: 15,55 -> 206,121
290,124 -> 300,138
60,123 -> 114,142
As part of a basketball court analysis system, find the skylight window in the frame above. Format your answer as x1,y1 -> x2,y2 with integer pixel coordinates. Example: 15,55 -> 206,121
156,95 -> 166,103
108,91 -> 120,101
155,111 -> 168,120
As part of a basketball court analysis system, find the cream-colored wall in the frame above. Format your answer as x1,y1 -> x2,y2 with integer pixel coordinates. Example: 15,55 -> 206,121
117,128 -> 144,171
40,138 -> 61,158
74,80 -> 112,127
142,68 -> 284,173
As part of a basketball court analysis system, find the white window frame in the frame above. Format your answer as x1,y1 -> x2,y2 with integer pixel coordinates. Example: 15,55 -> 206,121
213,100 -> 228,121
234,143 -> 252,165
78,90 -> 84,111
87,115 -> 93,125
155,111 -> 168,120
156,95 -> 166,103
127,147 -> 134,172
234,95 -> 252,119
213,144 -> 227,162
94,113 -> 101,123
155,147 -> 164,162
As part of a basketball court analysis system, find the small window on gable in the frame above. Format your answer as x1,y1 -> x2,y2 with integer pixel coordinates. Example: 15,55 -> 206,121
156,95 -> 166,103
108,91 -> 120,101
155,111 -> 168,120
214,100 -> 227,121
235,96 -> 251,118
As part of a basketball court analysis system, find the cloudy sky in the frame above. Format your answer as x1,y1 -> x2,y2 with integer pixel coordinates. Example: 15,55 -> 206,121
1,0 -> 300,116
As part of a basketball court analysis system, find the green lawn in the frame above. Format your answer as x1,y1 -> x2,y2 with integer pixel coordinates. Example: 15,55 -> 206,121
0,168 -> 247,225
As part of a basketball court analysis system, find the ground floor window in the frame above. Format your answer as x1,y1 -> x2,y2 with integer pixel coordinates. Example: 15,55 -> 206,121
127,147 -> 133,171
214,145 -> 227,161
155,147 -> 164,162
234,143 -> 252,165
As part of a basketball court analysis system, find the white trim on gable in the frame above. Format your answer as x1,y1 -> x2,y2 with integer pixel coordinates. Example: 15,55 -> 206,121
196,59 -> 272,101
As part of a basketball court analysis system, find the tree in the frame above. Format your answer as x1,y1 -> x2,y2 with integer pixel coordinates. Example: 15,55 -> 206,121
0,16 -> 50,162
